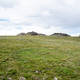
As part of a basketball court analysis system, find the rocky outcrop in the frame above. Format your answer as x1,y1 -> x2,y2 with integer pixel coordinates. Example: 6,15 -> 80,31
17,31 -> 46,36
51,33 -> 71,37
38,33 -> 46,36
17,32 -> 70,37
26,31 -> 38,35
26,31 -> 46,36
17,33 -> 26,35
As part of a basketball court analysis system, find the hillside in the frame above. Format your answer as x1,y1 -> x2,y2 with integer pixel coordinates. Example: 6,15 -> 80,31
0,35 -> 80,80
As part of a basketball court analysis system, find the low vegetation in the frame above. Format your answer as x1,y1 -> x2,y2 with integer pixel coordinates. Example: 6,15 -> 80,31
0,35 -> 80,80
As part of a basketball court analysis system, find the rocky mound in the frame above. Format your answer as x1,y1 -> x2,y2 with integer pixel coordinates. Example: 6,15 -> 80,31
38,33 -> 46,36
51,33 -> 71,37
17,31 -> 46,36
17,32 -> 26,35
26,31 -> 38,35
17,32 -> 70,37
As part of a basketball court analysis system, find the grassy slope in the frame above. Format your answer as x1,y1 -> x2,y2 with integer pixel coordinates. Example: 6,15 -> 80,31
0,35 -> 80,80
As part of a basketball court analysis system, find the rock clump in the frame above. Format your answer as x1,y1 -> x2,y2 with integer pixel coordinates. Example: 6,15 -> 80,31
51,33 -> 71,37
38,33 -> 46,36
17,33 -> 26,35
26,31 -> 38,35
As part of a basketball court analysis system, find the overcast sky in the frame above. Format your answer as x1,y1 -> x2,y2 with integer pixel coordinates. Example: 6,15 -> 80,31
0,0 -> 80,36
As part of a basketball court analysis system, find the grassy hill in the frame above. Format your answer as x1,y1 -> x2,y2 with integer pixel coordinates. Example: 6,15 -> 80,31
0,35 -> 80,80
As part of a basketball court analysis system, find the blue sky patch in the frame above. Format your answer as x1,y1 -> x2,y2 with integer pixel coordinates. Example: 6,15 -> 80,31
0,19 -> 9,22
16,27 -> 22,30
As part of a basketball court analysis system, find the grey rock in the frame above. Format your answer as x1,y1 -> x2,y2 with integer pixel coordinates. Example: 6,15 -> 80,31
19,77 -> 26,80
38,33 -> 46,36
54,77 -> 58,80
51,33 -> 71,37
26,31 -> 38,35
17,33 -> 26,35
8,77 -> 12,80
36,70 -> 38,73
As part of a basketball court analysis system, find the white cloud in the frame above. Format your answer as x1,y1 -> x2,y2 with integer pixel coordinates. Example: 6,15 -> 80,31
0,0 -> 18,8
0,0 -> 80,36
71,33 -> 80,36
41,10 -> 51,17
64,0 -> 76,5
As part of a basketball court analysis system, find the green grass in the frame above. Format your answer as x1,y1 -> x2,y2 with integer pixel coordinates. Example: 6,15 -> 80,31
0,35 -> 80,80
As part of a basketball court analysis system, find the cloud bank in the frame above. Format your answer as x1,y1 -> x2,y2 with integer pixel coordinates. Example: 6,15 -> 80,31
0,0 -> 80,36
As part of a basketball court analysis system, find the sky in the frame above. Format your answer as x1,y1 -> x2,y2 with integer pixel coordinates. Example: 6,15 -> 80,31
0,0 -> 80,36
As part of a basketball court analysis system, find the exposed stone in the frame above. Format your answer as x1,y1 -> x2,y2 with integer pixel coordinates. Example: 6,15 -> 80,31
54,77 -> 58,80
38,33 -> 46,36
8,77 -> 12,80
51,33 -> 71,37
19,77 -> 26,80
36,70 -> 38,73
17,33 -> 26,35
26,31 -> 38,35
